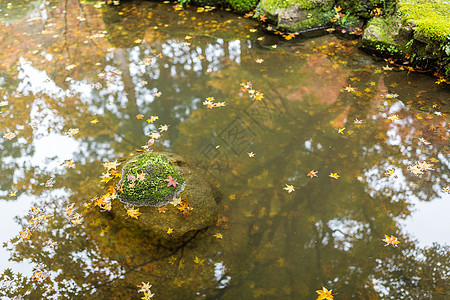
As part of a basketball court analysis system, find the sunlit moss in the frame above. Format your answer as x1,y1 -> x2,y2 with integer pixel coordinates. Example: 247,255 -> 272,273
190,0 -> 257,12
119,152 -> 184,206
362,16 -> 403,51
228,0 -> 258,12
259,0 -> 335,32
399,0 -> 450,42
259,0 -> 318,11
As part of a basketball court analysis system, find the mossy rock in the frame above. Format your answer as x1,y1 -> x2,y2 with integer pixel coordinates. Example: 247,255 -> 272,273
112,152 -> 220,245
228,0 -> 258,13
398,0 -> 450,43
258,0 -> 334,32
119,152 -> 185,206
362,2 -> 450,78
190,0 -> 257,13
361,16 -> 406,54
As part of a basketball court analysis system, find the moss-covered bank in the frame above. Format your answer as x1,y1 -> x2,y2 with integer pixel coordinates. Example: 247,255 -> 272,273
180,0 -> 449,78
362,0 -> 450,79
188,0 -> 258,13
111,0 -> 449,79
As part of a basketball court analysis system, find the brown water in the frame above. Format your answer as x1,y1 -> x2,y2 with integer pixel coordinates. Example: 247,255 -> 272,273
0,1 -> 449,299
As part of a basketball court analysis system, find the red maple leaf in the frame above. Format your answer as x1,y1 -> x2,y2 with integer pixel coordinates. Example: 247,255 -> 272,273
164,176 -> 179,187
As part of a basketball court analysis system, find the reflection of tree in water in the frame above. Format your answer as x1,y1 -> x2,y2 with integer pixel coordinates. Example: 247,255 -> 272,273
1,1 -> 450,299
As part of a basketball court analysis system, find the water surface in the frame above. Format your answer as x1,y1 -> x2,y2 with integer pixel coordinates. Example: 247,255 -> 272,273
0,1 -> 449,299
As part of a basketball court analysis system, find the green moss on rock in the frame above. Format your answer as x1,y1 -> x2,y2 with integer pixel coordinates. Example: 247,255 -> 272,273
361,0 -> 450,78
119,152 -> 184,206
362,16 -> 405,53
190,0 -> 256,12
228,0 -> 258,12
259,0 -> 334,32
259,0 -> 318,11
399,0 -> 450,43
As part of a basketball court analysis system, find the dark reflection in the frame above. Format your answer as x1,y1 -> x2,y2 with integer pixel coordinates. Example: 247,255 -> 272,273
0,0 -> 449,299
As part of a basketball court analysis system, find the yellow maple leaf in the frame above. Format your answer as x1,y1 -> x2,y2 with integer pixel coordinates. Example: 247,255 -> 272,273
382,234 -> 400,247
103,160 -> 120,171
19,229 -> 32,240
213,233 -> 223,239
194,256 -> 205,265
253,92 -> 264,101
329,173 -> 339,179
283,184 -> 295,193
146,115 -> 159,123
127,207 -> 142,219
65,204 -> 76,216
316,286 -> 334,300
167,227 -> 173,234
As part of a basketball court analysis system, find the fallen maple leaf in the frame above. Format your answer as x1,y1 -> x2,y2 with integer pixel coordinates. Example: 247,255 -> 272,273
316,286 -> 335,300
213,233 -> 223,239
329,173 -> 339,179
146,116 -> 159,123
170,196 -> 182,206
127,206 -> 142,219
164,176 -> 179,187
307,170 -> 318,178
66,128 -> 79,137
283,184 -> 295,193
382,234 -> 400,247
103,160 -> 120,170
3,132 -> 16,140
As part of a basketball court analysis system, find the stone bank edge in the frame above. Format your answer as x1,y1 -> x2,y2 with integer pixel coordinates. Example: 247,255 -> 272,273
181,0 -> 450,80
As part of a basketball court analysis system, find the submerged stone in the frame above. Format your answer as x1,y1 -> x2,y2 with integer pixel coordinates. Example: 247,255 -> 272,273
113,152 -> 220,245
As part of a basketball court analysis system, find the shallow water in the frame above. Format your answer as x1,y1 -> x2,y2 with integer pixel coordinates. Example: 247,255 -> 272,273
0,1 -> 449,299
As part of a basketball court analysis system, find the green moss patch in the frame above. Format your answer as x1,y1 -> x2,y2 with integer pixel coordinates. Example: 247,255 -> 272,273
362,16 -> 403,51
190,0 -> 257,12
228,0 -> 258,12
119,152 -> 184,206
399,0 -> 450,43
260,0 -> 318,11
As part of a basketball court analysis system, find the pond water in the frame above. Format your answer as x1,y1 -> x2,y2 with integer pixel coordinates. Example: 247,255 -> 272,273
1,1 -> 449,299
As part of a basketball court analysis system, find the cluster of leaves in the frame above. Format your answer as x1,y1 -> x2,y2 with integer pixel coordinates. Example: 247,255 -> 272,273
119,152 -> 184,206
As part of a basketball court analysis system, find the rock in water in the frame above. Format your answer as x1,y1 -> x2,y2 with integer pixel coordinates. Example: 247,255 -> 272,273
112,152 -> 220,245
